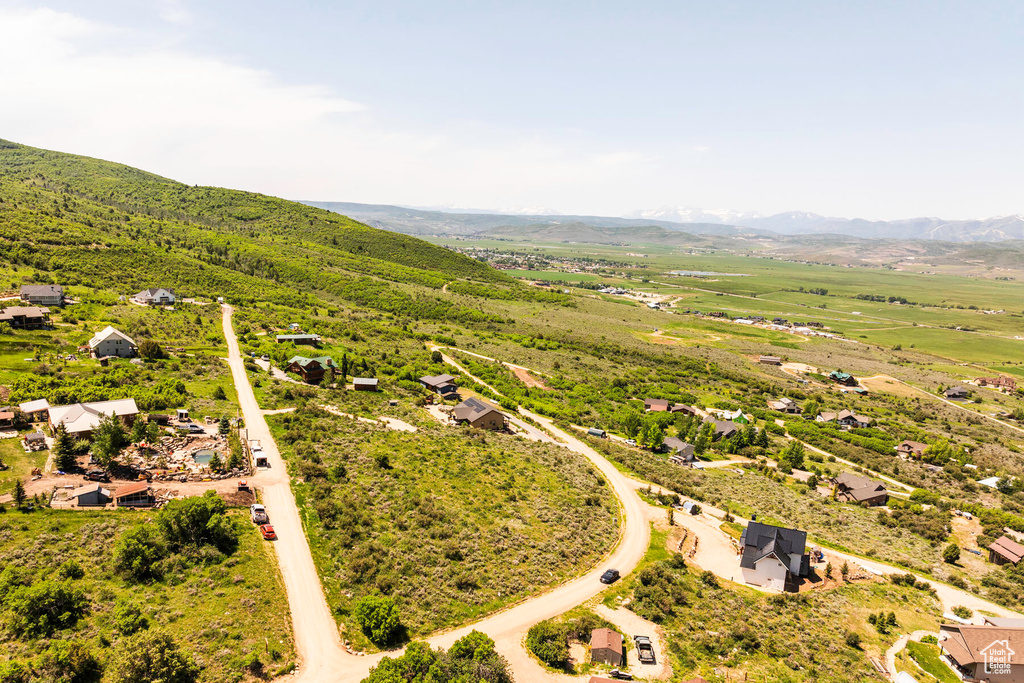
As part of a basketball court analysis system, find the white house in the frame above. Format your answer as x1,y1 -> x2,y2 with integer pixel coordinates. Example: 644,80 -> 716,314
133,288 -> 175,305
20,284 -> 64,306
48,398 -> 139,438
89,326 -> 137,358
739,521 -> 811,592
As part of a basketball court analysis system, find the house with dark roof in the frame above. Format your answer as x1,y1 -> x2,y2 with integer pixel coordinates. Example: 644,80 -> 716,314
739,521 -> 810,591
896,440 -> 928,459
828,370 -> 858,386
832,472 -> 888,506
419,374 -> 459,397
703,417 -> 740,440
589,628 -> 624,666
939,623 -> 1024,681
989,535 -> 1024,566
0,306 -> 50,329
20,284 -> 64,306
285,356 -> 334,384
664,436 -> 696,463
945,386 -> 970,400
451,397 -> 505,431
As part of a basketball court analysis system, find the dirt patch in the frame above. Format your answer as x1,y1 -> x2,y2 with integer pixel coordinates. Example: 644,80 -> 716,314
511,365 -> 550,390
858,375 -> 921,398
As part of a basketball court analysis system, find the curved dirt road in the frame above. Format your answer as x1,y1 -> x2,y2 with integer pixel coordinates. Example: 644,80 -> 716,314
224,312 -> 652,681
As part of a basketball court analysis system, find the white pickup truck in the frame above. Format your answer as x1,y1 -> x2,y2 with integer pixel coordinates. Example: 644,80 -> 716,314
250,503 -> 269,525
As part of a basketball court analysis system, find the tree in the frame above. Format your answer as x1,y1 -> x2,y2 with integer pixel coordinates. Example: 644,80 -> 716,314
430,350 -> 442,364
138,339 -> 166,360
667,508 -> 674,526
5,580 -> 88,636
354,595 -> 402,646
943,542 -> 961,564
756,427 -> 769,448
779,440 -> 805,470
129,416 -> 149,444
840,561 -> 850,581
114,599 -> 149,635
340,353 -> 350,381
525,621 -> 569,668
621,410 -> 642,439
156,492 -> 238,555
218,416 -> 230,435
825,562 -> 833,580
324,366 -> 336,387
113,525 -> 165,581
211,385 -> 227,400
105,632 -> 199,683
91,413 -> 127,468
33,640 -> 100,683
52,423 -> 78,471
13,479 -> 26,508
207,451 -> 223,472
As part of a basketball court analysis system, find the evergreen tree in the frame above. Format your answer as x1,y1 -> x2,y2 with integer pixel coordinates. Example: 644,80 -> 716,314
52,423 -> 78,471
13,479 -> 26,508
92,414 -> 128,469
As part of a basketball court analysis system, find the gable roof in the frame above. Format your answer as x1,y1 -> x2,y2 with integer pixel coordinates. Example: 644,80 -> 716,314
69,483 -> 111,499
113,482 -> 152,499
990,535 -> 1024,564
135,287 -> 174,298
663,436 -> 694,454
704,417 -> 740,437
897,440 -> 928,452
452,397 -> 502,423
589,628 -> 622,654
644,398 -> 671,411
48,398 -> 139,435
420,374 -> 457,388
940,624 -> 1024,666
275,333 -> 321,342
89,325 -> 136,349
740,521 -> 809,577
19,398 -> 50,413
287,355 -> 333,369
21,284 -> 63,297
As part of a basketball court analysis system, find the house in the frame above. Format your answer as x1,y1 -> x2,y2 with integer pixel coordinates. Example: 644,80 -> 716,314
828,370 -> 858,386
48,398 -> 139,438
835,409 -> 872,429
113,482 -> 155,508
768,397 -> 802,414
20,284 -> 64,306
19,399 -> 50,422
451,397 -> 506,431
739,521 -> 811,592
664,436 -> 696,463
984,617 -> 1024,628
989,536 -> 1024,566
979,376 -> 1017,392
89,326 -> 137,358
275,334 -> 322,347
759,355 -> 782,365
133,288 -> 175,305
832,472 -> 888,506
353,378 -> 379,392
0,410 -> 13,428
939,623 -> 1023,681
670,404 -> 699,416
896,440 -> 928,458
24,431 -> 47,451
644,398 -> 671,412
68,483 -> 112,507
589,628 -> 624,666
978,476 -> 1002,489
285,355 -> 334,384
419,374 -> 459,397
945,386 -> 970,400
0,306 -> 50,329
704,418 -> 740,440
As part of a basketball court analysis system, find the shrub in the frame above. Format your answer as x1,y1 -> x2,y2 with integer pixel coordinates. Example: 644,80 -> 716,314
525,620 -> 569,669
114,599 -> 149,635
354,595 -> 402,646
5,580 -> 88,637
105,631 -> 199,683
113,525 -> 165,581
943,542 -> 961,564
952,605 -> 972,619
845,631 -> 861,649
32,640 -> 100,683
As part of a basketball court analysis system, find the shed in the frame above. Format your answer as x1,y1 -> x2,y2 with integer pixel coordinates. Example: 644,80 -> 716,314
69,483 -> 112,507
587,428 -> 607,438
989,535 -> 1024,566
176,408 -> 189,421
353,378 -> 379,392
113,482 -> 155,508
682,500 -> 699,515
589,628 -> 624,666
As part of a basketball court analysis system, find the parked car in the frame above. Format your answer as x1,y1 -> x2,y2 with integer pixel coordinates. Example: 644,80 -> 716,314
250,504 -> 269,524
84,469 -> 110,482
634,635 -> 655,664
259,524 -> 276,540
609,670 -> 633,680
624,439 -> 637,446
600,568 -> 620,584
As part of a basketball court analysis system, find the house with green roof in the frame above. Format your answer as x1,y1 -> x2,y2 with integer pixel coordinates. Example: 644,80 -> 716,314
285,355 -> 334,384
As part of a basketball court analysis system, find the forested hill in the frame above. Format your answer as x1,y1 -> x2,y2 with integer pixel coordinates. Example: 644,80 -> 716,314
0,139 -> 511,317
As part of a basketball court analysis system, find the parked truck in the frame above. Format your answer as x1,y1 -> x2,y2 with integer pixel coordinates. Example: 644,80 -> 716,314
250,504 -> 269,525
634,635 -> 655,664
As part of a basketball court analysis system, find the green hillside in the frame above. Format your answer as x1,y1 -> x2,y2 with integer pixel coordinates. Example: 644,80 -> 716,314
0,139 -> 507,318
481,220 -> 707,245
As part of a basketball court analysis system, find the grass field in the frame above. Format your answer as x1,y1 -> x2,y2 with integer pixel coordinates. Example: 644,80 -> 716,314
905,640 -> 959,683
505,269 -> 604,283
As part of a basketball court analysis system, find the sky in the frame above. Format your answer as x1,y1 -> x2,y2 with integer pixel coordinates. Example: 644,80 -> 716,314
0,1 -> 1022,219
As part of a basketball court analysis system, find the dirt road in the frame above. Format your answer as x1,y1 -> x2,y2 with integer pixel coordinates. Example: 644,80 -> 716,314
222,306 -> 349,683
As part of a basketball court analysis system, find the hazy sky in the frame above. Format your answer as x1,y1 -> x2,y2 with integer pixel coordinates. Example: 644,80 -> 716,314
1,1 -> 1022,219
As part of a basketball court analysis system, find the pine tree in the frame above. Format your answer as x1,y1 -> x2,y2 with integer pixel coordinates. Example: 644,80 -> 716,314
13,479 -> 26,508
52,423 -> 78,471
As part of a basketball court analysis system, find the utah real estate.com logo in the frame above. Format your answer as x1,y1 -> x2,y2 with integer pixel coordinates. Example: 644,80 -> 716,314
981,638 -> 1014,675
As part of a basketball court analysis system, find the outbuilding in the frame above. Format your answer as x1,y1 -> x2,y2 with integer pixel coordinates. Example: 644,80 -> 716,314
68,483 -> 112,507
353,378 -> 379,392
589,628 -> 624,666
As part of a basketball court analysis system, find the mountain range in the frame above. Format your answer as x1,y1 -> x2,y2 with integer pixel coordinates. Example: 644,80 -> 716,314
625,206 -> 1024,242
